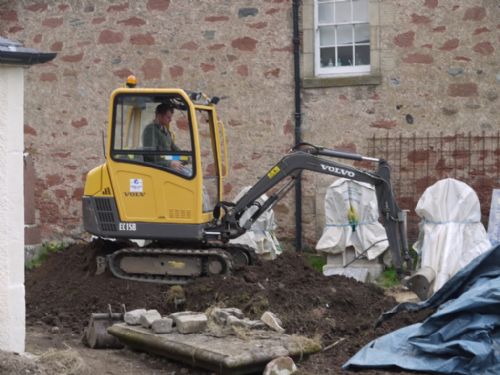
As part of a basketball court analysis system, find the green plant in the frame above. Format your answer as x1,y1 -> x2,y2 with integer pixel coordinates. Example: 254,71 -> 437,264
409,246 -> 420,271
26,241 -> 65,270
376,266 -> 400,289
305,253 -> 326,273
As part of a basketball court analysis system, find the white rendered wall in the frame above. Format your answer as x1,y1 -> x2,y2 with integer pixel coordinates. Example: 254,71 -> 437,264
0,66 -> 25,353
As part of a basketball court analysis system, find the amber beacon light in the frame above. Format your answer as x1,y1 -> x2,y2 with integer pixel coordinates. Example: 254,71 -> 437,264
126,75 -> 137,88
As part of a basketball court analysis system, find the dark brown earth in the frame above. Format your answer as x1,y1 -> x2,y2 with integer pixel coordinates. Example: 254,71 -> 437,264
23,240 -> 433,374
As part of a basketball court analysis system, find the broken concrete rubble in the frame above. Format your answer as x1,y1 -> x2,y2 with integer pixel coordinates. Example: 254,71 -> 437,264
139,309 -> 161,328
263,356 -> 298,375
226,314 -> 266,330
211,307 -> 245,324
122,308 -> 285,336
261,311 -> 285,333
151,318 -> 173,334
210,307 -> 266,331
172,312 -> 207,334
123,308 -> 146,325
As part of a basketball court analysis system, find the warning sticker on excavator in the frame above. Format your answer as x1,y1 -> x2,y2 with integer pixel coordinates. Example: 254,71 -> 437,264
267,165 -> 281,179
130,178 -> 143,192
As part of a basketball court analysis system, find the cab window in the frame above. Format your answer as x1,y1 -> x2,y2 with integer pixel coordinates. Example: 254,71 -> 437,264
111,94 -> 194,178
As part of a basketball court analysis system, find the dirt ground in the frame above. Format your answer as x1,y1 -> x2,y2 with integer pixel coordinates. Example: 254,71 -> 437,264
2,240 -> 433,374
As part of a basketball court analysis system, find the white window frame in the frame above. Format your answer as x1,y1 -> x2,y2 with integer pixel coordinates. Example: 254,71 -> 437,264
314,0 -> 371,77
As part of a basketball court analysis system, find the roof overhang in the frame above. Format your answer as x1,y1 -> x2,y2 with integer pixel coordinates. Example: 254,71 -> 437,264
0,37 -> 56,66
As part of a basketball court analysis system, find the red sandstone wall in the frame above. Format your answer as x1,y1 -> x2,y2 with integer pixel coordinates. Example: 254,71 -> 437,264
1,0 -> 498,246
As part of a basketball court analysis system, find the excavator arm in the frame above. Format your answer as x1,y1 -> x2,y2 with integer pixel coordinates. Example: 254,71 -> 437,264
209,143 -> 411,274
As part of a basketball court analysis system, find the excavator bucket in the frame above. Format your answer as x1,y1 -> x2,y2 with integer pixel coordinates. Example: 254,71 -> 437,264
82,305 -> 125,349
404,266 -> 436,301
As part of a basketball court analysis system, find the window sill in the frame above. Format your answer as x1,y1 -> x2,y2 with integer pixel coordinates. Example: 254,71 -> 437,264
302,73 -> 382,88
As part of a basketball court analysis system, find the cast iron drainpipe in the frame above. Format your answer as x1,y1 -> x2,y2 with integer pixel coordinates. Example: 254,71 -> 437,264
292,0 -> 303,251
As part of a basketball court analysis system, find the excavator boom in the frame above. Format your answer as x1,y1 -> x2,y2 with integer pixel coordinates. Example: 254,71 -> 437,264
208,143 -> 411,273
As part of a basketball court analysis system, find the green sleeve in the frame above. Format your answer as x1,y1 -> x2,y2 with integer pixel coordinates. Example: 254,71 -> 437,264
142,124 -> 155,148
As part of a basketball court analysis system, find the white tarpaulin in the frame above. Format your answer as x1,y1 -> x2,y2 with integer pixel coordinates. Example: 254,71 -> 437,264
316,178 -> 388,260
487,189 -> 500,244
413,178 -> 491,293
229,186 -> 282,259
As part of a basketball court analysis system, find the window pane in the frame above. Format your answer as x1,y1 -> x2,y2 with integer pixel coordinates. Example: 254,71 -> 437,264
338,46 -> 353,66
354,23 -> 370,44
335,0 -> 351,23
352,0 -> 368,22
318,2 -> 334,24
319,26 -> 335,46
320,47 -> 336,67
112,95 -> 194,177
196,109 -> 219,212
337,24 -> 353,46
354,45 -> 370,65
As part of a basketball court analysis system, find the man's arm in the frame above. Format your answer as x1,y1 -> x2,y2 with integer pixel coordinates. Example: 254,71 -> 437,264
142,124 -> 184,172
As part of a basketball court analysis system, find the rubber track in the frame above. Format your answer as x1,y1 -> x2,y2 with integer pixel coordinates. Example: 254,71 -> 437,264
107,244 -> 256,284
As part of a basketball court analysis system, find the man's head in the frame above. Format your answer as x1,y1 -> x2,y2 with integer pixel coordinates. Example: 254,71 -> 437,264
155,102 -> 174,126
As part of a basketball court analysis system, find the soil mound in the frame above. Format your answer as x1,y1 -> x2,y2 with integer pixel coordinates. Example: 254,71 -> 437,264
26,241 -> 429,374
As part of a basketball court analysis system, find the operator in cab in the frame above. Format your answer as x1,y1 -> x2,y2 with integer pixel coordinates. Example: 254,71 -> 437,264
142,102 -> 184,172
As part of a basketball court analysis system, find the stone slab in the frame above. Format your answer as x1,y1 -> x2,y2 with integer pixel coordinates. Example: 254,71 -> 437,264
108,323 -> 321,375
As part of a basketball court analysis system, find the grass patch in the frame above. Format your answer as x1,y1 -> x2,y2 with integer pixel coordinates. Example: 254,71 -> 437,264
304,253 -> 326,273
376,266 -> 400,288
26,241 -> 65,270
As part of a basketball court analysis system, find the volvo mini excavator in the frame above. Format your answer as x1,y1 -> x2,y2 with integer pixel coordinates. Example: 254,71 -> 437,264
82,76 -> 411,285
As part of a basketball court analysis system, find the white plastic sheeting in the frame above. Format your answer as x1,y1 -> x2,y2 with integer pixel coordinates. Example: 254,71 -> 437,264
229,186 -> 282,259
316,179 -> 388,260
413,178 -> 491,293
487,189 -> 500,245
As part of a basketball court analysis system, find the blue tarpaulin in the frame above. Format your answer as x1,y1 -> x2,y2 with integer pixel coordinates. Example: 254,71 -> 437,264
343,244 -> 500,374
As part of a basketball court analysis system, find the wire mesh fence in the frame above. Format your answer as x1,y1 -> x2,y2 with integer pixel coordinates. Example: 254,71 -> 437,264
364,132 -> 500,244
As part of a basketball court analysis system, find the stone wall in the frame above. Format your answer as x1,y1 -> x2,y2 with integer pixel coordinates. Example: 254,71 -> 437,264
300,0 -> 498,241
1,0 -> 498,247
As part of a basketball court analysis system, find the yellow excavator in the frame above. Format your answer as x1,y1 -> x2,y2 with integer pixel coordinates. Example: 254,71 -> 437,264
83,76 -> 411,284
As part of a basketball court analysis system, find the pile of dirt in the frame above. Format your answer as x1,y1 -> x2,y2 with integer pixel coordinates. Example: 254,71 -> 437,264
25,240 -> 430,374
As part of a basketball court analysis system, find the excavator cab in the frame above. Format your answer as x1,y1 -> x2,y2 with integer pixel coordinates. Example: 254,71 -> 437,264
83,79 -> 228,243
